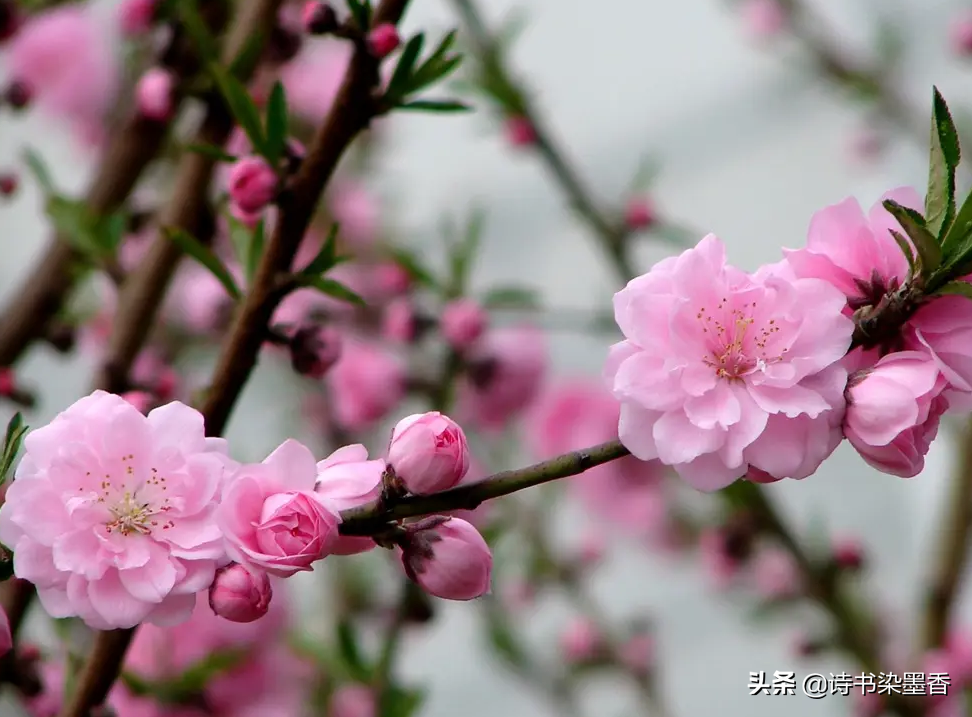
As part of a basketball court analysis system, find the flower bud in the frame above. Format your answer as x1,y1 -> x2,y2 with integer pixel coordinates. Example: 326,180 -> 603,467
290,324 -> 343,378
560,617 -> 602,664
387,412 -> 470,495
208,563 -> 273,623
833,536 -> 865,571
227,156 -> 278,216
440,298 -> 487,351
302,1 -> 337,35
367,23 -> 400,59
742,0 -> 787,40
118,0 -> 156,36
401,516 -> 492,600
382,298 -> 417,343
504,115 -> 536,147
952,12 -> 972,57
0,173 -> 17,197
0,368 -> 16,398
624,197 -> 656,230
135,67 -> 174,121
375,262 -> 411,297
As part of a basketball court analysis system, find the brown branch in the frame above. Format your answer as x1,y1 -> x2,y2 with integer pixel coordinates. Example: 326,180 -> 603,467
55,3 -> 412,716
922,418 -> 972,648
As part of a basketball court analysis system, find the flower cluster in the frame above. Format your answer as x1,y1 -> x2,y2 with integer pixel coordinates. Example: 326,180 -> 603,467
0,393 -> 492,630
606,188 -> 969,489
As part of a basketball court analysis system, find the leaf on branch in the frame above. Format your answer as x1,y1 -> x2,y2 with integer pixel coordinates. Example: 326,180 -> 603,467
229,28 -> 267,78
336,620 -> 371,682
163,227 -> 242,300
386,33 -> 426,104
185,144 -> 238,163
299,276 -> 366,306
936,281 -> 972,300
385,247 -> 439,289
889,229 -> 916,276
397,99 -> 471,113
300,223 -> 341,276
163,648 -> 248,702
407,31 -> 463,95
209,64 -> 267,156
345,0 -> 371,31
941,184 -> 972,265
381,686 -> 426,717
0,413 -> 28,486
482,286 -> 541,309
883,199 -> 941,272
925,87 -> 961,238
46,196 -> 120,261
264,81 -> 289,165
446,209 -> 485,298
22,147 -> 55,194
175,0 -> 219,62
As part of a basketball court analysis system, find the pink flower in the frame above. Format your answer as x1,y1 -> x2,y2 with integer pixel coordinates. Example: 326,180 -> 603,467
329,182 -> 380,249
698,527 -> 744,589
843,351 -> 948,477
441,298 -> 487,351
118,0 -> 156,36
560,617 -> 601,663
367,23 -> 400,59
907,296 -> 972,412
279,40 -> 349,122
751,545 -> 801,599
833,536 -> 865,571
135,67 -> 174,121
0,392 -> 235,630
951,11 -> 972,57
374,262 -> 411,297
7,6 -> 119,137
783,188 -> 922,312
742,0 -> 787,40
166,262 -> 237,335
327,340 -> 406,431
625,197 -> 656,231
529,380 -> 669,538
329,684 -> 376,717
460,325 -> 547,430
387,412 -> 470,495
401,517 -> 492,600
218,439 -> 341,577
227,157 -> 277,215
382,298 -> 417,342
618,633 -> 654,675
504,115 -> 536,147
314,444 -> 385,556
606,235 -> 853,490
208,563 -> 272,623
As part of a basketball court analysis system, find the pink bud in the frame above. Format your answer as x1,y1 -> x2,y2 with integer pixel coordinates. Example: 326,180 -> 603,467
367,23 -> 400,59
742,0 -> 787,40
227,156 -> 278,216
135,67 -> 174,121
833,536 -> 865,571
560,617 -> 601,663
618,633 -> 654,675
387,412 -> 470,495
118,0 -> 156,36
440,298 -> 487,351
624,197 -> 656,230
121,391 -> 153,414
951,12 -> 972,57
329,684 -> 376,717
0,368 -> 15,397
576,531 -> 606,568
302,1 -> 337,35
0,173 -> 16,197
382,298 -> 417,343
752,546 -> 801,600
290,324 -> 343,378
375,262 -> 411,297
401,516 -> 492,600
504,115 -> 536,147
208,563 -> 273,623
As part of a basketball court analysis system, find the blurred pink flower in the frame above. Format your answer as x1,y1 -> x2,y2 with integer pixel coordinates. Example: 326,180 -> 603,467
327,339 -> 406,431
329,182 -> 380,249
560,617 -> 601,663
329,684 -> 376,717
741,0 -> 787,40
951,11 -> 972,57
751,545 -> 801,600
165,262 -> 238,335
278,40 -> 350,122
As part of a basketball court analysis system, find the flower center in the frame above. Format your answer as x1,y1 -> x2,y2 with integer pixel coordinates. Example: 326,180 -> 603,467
697,299 -> 786,380
84,456 -> 175,536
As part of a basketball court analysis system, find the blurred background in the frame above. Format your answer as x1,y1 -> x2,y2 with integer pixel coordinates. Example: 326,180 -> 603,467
2,0 -> 972,716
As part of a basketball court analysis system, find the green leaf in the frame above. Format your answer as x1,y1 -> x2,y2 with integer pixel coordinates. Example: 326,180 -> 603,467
165,649 -> 247,701
398,99 -> 471,113
247,218 -> 265,282
22,148 -> 55,194
381,686 -> 426,717
889,229 -> 916,276
942,184 -> 972,261
407,31 -> 462,94
209,64 -> 267,155
446,209 -> 484,298
264,82 -> 289,165
46,196 -> 109,259
385,247 -> 439,289
185,144 -> 238,163
175,0 -> 219,62
227,213 -> 251,268
336,620 -> 371,681
302,276 -> 366,306
163,226 -> 242,300
0,413 -> 28,485
120,671 -> 154,697
386,33 -> 426,102
301,223 -> 340,276
229,28 -> 267,77
346,0 -> 370,31
882,199 -> 941,272
925,87 -> 961,238
936,281 -> 972,299
482,286 -> 540,309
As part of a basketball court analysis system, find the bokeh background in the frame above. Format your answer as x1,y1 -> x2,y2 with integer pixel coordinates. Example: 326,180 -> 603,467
2,0 -> 971,716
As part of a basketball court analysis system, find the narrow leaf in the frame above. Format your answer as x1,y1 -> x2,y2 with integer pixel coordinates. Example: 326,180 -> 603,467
883,199 -> 941,272
381,686 -> 426,717
937,281 -> 972,299
925,87 -> 961,237
889,229 -> 916,276
163,227 -> 242,300
185,144 -> 238,163
398,99 -> 471,113
264,82 -> 289,165
229,28 -> 267,77
0,413 -> 27,484
301,223 -> 340,276
247,219 -> 265,282
210,65 -> 266,154
408,31 -> 461,92
175,0 -> 219,61
385,247 -> 439,289
346,0 -> 369,30
336,620 -> 371,681
22,148 -> 55,194
942,186 -> 972,259
227,214 -> 251,268
303,276 -> 365,305
482,286 -> 540,309
386,33 -> 425,102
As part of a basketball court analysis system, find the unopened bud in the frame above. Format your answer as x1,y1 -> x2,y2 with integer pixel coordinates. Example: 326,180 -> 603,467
135,67 -> 175,121
504,115 -> 536,147
401,516 -> 492,600
833,537 -> 865,572
227,156 -> 277,216
0,173 -> 17,197
560,617 -> 603,664
440,298 -> 487,351
208,563 -> 273,623
624,197 -> 656,231
367,23 -> 400,59
387,412 -> 470,495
